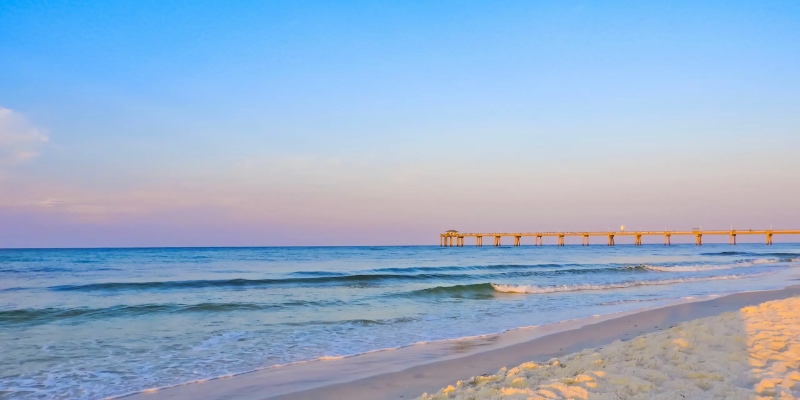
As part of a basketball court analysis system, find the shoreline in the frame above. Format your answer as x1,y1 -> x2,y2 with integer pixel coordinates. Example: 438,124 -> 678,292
124,284 -> 800,400
118,297 -> 701,399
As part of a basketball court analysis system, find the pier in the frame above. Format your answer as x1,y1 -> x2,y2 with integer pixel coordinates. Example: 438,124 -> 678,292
439,229 -> 800,247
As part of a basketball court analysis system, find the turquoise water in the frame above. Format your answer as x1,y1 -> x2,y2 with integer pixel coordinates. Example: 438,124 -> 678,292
1,244 -> 799,399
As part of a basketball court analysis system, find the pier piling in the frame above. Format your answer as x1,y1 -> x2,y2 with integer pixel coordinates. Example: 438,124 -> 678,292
440,229 -> 798,247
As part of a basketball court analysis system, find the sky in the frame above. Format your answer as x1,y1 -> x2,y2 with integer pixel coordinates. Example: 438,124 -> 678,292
1,0 -> 799,247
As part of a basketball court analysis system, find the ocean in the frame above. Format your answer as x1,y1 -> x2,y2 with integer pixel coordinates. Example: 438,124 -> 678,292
1,243 -> 799,399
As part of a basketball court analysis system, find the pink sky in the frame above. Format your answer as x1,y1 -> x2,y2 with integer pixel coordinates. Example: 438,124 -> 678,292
2,2 -> 800,247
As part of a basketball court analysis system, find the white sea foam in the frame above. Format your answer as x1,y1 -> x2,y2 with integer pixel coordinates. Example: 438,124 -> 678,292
491,273 -> 768,294
752,258 -> 779,264
193,331 -> 251,351
641,258 -> 787,272
599,298 -> 670,306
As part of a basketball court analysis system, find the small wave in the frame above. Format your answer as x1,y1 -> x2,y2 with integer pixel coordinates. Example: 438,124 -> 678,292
640,258 -> 789,272
488,267 -> 645,280
48,273 -> 476,292
288,271 -> 348,277
0,265 -> 122,273
281,316 -> 419,327
0,301 -> 337,326
748,257 -> 799,263
491,273 -> 767,294
702,251 -> 800,258
407,283 -> 497,298
642,265 -> 737,272
701,251 -> 746,256
369,263 -> 572,274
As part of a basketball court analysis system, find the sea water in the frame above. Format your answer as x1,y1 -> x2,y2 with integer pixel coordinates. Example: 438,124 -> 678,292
1,243 -> 799,399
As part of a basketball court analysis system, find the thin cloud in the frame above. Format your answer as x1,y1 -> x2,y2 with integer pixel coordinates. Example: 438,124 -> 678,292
0,107 -> 49,164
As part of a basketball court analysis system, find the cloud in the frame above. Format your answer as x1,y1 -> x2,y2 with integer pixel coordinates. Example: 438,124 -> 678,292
0,107 -> 49,164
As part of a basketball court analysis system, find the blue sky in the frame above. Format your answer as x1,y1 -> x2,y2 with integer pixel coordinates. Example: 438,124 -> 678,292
1,1 -> 799,247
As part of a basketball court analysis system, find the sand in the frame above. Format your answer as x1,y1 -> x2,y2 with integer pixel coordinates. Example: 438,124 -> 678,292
419,296 -> 800,400
124,285 -> 800,400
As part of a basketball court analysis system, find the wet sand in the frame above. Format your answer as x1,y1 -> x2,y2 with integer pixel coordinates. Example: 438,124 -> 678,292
124,285 -> 800,400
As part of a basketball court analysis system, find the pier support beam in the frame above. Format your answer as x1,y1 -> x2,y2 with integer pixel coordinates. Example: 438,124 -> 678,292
441,228 -> 799,247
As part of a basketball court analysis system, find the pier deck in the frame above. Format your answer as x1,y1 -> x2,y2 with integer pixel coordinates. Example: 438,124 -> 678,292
440,229 -> 800,246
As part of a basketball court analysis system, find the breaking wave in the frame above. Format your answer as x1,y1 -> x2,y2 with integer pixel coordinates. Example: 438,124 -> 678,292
640,259 -> 785,272
47,274 -> 475,292
491,273 -> 769,294
408,282 -> 497,298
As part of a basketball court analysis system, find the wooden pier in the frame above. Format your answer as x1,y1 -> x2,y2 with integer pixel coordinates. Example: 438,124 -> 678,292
440,229 -> 800,247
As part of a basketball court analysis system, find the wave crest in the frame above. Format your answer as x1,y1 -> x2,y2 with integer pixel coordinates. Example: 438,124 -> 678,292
491,273 -> 767,294
638,258 -> 791,272
0,300 -> 339,326
48,273 -> 473,292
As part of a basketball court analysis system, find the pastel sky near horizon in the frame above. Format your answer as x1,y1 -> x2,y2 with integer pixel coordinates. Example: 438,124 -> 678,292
1,1 -> 799,247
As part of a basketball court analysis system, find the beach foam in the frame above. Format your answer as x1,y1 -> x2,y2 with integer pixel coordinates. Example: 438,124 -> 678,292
641,258 -> 788,272
491,272 -> 768,294
419,296 -> 800,399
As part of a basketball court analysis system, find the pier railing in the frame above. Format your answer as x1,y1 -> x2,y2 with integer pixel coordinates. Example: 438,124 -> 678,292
439,229 -> 800,247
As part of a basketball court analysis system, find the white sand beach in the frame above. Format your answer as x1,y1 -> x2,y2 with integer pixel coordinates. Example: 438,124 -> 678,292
420,296 -> 800,400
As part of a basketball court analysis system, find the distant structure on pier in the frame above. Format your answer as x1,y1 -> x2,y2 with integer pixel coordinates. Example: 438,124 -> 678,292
440,229 -> 800,247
